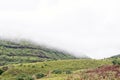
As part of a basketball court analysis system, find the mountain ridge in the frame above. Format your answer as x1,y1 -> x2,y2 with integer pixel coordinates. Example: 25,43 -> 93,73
111,54 -> 120,58
0,39 -> 89,66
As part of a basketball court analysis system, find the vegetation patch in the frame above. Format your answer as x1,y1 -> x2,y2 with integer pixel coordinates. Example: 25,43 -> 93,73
52,69 -> 62,74
0,59 -> 112,80
65,70 -> 72,74
66,65 -> 120,80
0,69 -> 4,75
35,73 -> 46,79
16,74 -> 34,80
0,39 -> 77,66
112,59 -> 120,65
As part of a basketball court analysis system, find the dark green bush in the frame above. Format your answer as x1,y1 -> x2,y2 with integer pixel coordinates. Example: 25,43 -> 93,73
35,73 -> 45,79
52,69 -> 62,74
32,65 -> 35,68
112,59 -> 120,65
112,60 -> 117,65
0,69 -> 4,75
16,74 -> 34,80
44,63 -> 48,66
65,70 -> 72,74
41,66 -> 44,68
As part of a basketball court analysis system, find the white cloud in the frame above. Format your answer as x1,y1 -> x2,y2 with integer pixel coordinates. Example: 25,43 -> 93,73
0,0 -> 120,59
0,0 -> 39,11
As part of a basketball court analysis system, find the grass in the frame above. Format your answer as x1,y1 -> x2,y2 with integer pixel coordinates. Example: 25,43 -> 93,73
0,39 -> 120,80
0,59 -> 112,80
0,39 -> 77,66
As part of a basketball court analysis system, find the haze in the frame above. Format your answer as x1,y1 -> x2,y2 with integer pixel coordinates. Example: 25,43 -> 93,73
0,0 -> 120,59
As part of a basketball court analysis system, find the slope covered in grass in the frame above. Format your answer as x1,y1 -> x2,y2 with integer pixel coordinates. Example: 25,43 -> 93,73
0,39 -> 81,66
111,54 -> 120,58
0,59 -> 112,80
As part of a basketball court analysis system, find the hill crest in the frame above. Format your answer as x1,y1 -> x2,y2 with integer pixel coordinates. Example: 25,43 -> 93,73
0,39 -> 89,66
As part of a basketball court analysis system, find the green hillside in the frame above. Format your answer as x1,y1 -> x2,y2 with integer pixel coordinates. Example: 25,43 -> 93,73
111,54 -> 120,58
0,59 -> 112,80
1,39 -> 119,80
0,39 -> 79,66
0,39 -> 119,80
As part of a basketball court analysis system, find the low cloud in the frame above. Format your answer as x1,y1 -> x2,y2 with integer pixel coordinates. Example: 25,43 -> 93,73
0,0 -> 120,59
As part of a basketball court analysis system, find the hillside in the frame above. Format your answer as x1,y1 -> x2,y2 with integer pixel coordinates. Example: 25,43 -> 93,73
0,39 -> 88,66
111,54 -> 120,58
0,59 -> 112,80
0,39 -> 119,80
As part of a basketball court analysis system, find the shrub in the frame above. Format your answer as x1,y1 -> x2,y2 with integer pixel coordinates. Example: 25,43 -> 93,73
28,65 -> 31,67
44,63 -> 48,66
35,73 -> 45,79
112,59 -> 120,65
52,69 -> 62,74
32,65 -> 35,68
16,74 -> 34,80
0,69 -> 4,75
41,66 -> 44,68
65,70 -> 72,74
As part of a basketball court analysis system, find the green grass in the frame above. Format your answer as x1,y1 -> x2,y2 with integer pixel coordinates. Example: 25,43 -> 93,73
0,59 -> 112,80
0,39 -> 78,66
0,39 -> 119,80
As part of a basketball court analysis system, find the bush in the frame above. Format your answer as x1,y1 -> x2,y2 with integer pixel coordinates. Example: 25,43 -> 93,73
112,59 -> 120,65
52,69 -> 62,74
35,73 -> 45,79
0,69 -> 4,75
32,65 -> 35,68
41,66 -> 44,68
16,74 -> 34,80
65,70 -> 72,74
44,63 -> 48,66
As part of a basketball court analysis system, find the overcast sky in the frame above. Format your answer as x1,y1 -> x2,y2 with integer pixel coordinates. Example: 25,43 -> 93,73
0,0 -> 120,59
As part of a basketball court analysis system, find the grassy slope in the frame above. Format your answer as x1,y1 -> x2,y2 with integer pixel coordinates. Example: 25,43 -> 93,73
111,54 -> 120,58
0,39 -> 79,66
0,59 -> 112,80
0,39 -> 118,80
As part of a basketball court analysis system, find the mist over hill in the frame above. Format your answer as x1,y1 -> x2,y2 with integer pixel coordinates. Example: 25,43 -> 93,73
0,39 -> 89,66
110,54 -> 120,58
